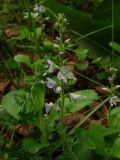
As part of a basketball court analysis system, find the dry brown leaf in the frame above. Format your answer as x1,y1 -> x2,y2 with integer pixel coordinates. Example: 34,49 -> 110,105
4,24 -> 19,38
15,124 -> 34,136
95,86 -> 109,95
0,80 -> 10,94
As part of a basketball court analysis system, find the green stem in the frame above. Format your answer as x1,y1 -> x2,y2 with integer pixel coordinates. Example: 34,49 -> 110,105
74,70 -> 104,87
38,114 -> 52,159
69,97 -> 110,135
112,0 -> 114,60
65,143 -> 79,160
59,19 -> 65,124
71,25 -> 112,43
8,126 -> 16,149
57,15 -> 79,160
39,116 -> 48,144
60,81 -> 65,124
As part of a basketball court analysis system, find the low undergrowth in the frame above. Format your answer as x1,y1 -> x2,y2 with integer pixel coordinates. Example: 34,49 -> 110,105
0,0 -> 120,160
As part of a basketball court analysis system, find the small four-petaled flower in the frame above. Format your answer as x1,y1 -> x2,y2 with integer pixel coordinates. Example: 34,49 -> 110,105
109,96 -> 120,106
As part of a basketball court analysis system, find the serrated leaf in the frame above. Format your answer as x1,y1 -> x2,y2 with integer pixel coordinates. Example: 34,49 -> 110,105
109,107 -> 120,128
89,124 -> 120,137
75,124 -> 120,158
23,138 -> 49,154
31,83 -> 45,111
64,90 -> 98,114
75,128 -> 96,150
75,48 -> 88,61
19,26 -> 31,40
112,137 -> 120,158
76,125 -> 111,156
2,90 -> 26,119
35,27 -> 42,40
5,58 -> 18,70
88,125 -> 106,156
76,61 -> 89,71
14,54 -> 31,66
31,59 -> 43,72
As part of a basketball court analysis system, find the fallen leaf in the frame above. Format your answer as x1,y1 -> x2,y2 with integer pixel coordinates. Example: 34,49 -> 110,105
4,24 -> 19,38
15,124 -> 34,136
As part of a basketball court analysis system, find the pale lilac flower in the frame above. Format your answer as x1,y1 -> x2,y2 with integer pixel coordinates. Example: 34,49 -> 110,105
66,71 -> 74,79
110,67 -> 117,72
61,66 -> 69,73
47,59 -> 54,66
31,12 -> 39,19
70,93 -> 80,101
46,77 -> 61,94
116,85 -> 120,89
63,18 -> 67,23
102,87 -> 109,91
53,43 -> 59,49
45,102 -> 53,114
47,59 -> 55,73
108,77 -> 112,81
24,4 -> 46,20
56,36 -> 60,41
43,72 -> 47,76
65,38 -> 70,44
109,96 -> 120,106
54,22 -> 59,28
23,12 -> 29,19
34,4 -> 46,13
54,86 -> 61,94
59,51 -> 64,55
40,80 -> 45,84
23,12 -> 39,20
47,77 -> 56,89
57,66 -> 74,83
44,17 -> 50,21
57,71 -> 67,83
